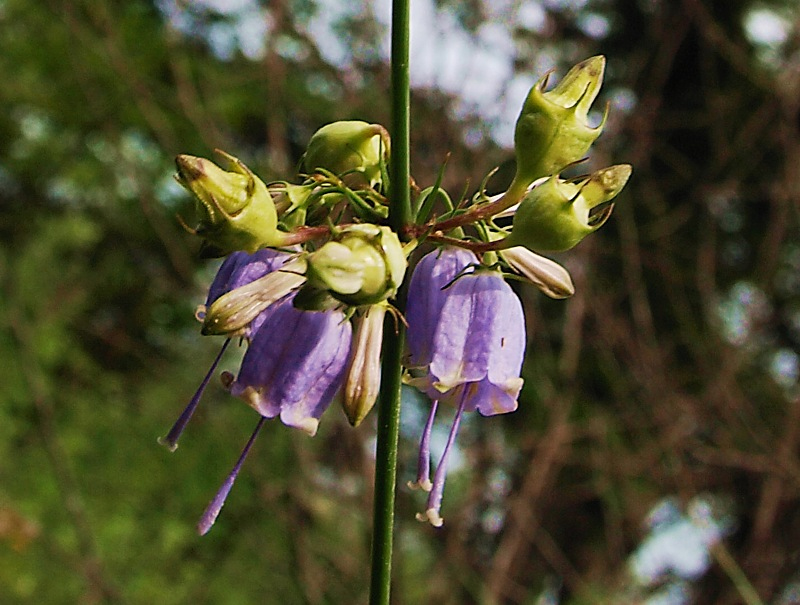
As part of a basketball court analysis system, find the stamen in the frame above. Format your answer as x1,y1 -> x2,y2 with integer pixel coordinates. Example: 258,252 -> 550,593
159,339 -> 230,452
417,393 -> 467,527
407,400 -> 438,491
197,416 -> 266,536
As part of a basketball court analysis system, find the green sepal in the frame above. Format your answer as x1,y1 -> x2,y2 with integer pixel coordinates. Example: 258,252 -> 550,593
303,121 -> 390,188
506,164 -> 632,252
175,151 -> 286,255
512,56 -> 607,191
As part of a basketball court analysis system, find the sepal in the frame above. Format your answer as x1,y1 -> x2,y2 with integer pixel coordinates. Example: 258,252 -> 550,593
506,164 -> 631,251
175,151 -> 286,255
512,56 -> 607,190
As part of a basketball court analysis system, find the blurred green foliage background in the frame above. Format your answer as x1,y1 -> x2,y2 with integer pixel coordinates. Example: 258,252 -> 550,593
1,0 -> 799,603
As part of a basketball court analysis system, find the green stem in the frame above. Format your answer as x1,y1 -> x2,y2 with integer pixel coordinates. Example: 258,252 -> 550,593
369,1 -> 410,604
388,0 -> 412,233
369,317 -> 405,605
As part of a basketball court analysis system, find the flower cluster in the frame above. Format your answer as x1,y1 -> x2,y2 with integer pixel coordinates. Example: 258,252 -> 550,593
163,56 -> 630,532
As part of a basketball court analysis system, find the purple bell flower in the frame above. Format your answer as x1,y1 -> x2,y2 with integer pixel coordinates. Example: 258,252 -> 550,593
405,247 -> 526,526
160,248 -> 295,451
199,296 -> 352,535
225,296 -> 352,436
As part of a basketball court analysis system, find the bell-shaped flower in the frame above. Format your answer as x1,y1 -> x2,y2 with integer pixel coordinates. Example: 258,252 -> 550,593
510,56 -> 608,196
405,247 -> 526,526
303,121 -> 390,188
505,164 -> 632,252
174,151 -> 289,256
197,295 -> 352,535
160,248 -> 300,451
225,296 -> 352,436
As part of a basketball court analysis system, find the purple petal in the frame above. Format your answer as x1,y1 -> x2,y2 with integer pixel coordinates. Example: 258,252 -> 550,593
406,247 -> 478,368
230,298 -> 352,435
461,377 -> 522,416
206,249 -> 295,306
429,272 -> 524,392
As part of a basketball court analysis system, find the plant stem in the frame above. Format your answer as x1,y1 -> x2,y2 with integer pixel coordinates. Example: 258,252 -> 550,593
388,0 -> 412,234
369,316 -> 405,605
369,1 -> 410,603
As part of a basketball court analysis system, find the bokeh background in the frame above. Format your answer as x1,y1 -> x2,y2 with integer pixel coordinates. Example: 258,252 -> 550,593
2,0 -> 799,603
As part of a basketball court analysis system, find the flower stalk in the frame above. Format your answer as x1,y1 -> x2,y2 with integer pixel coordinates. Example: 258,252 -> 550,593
368,0 -> 410,602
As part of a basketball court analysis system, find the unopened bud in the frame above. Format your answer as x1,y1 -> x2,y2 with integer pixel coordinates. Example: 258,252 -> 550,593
506,164 -> 631,251
342,304 -> 386,426
303,121 -> 389,188
501,247 -> 575,299
202,257 -> 307,336
175,151 -> 286,256
304,224 -> 406,307
512,56 -> 607,190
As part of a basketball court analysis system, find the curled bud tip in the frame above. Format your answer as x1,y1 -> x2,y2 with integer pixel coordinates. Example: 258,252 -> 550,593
175,154 -> 206,182
507,165 -> 631,252
174,152 -> 283,254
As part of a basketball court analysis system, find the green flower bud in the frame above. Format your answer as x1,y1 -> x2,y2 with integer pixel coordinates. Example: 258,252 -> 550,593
175,151 -> 285,256
342,304 -> 386,426
304,224 -> 406,306
505,164 -> 632,252
512,56 -> 607,191
303,121 -> 389,187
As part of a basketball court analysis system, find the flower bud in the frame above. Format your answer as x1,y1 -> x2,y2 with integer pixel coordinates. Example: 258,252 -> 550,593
175,151 -> 285,256
342,304 -> 386,426
512,56 -> 607,190
303,121 -> 389,188
304,224 -> 406,307
500,247 -> 575,299
506,164 -> 632,252
202,256 -> 307,336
